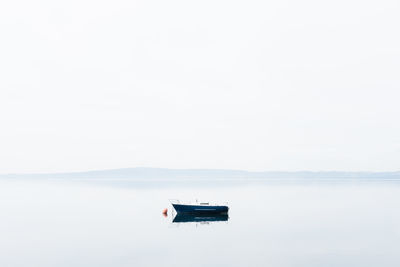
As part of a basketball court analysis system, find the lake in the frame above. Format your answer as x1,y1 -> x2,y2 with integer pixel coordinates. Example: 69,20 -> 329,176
1,179 -> 400,266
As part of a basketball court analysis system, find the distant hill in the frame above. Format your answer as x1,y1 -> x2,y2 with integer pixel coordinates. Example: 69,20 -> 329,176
1,167 -> 400,180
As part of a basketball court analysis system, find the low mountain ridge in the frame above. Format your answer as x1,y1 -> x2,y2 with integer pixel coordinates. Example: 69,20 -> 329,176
2,167 -> 400,180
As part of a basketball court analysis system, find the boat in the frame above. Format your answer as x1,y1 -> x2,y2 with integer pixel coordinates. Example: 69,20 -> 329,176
170,200 -> 229,214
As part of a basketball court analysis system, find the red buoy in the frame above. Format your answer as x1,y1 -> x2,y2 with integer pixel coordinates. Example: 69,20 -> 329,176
162,208 -> 168,217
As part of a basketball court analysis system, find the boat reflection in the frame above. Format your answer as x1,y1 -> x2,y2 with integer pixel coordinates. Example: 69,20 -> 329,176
172,213 -> 229,223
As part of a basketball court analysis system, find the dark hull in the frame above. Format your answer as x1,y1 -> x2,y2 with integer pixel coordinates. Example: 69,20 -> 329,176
173,213 -> 229,223
172,203 -> 229,214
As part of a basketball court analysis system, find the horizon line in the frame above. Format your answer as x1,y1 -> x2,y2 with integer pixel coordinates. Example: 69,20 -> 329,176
1,166 -> 400,176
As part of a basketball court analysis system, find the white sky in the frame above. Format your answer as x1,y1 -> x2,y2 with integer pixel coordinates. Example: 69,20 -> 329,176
0,0 -> 399,173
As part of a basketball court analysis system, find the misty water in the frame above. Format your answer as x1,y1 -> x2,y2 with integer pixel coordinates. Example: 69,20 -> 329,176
1,179 -> 400,267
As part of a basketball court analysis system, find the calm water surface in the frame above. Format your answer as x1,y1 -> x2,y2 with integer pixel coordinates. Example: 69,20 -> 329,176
1,179 -> 400,266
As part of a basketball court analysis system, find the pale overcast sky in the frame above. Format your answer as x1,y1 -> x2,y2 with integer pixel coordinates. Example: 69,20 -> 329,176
0,0 -> 399,173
